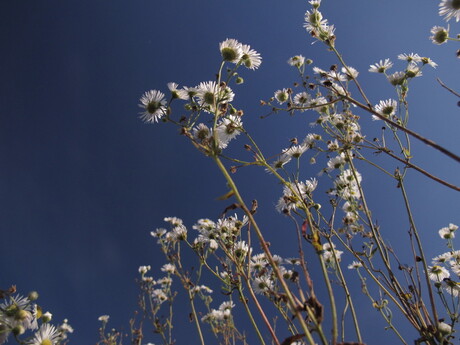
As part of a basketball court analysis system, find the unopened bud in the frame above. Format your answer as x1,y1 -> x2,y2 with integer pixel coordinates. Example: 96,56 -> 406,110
12,325 -> 25,336
28,291 -> 39,301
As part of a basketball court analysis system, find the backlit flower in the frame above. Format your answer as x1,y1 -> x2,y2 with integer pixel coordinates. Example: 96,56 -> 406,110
375,99 -> 397,117
219,39 -> 243,63
241,44 -> 262,70
439,0 -> 460,22
28,324 -> 59,345
139,90 -> 167,123
427,265 -> 450,281
430,26 -> 449,44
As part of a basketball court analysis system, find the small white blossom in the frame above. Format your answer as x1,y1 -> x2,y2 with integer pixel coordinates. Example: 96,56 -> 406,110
161,263 -> 176,274
369,59 -> 393,73
427,265 -> 450,281
138,90 -> 167,123
348,261 -> 363,269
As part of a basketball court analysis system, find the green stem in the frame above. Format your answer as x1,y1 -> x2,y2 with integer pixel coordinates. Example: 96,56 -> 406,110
237,277 -> 268,345
212,155 -> 319,345
398,179 -> 439,327
188,289 -> 206,345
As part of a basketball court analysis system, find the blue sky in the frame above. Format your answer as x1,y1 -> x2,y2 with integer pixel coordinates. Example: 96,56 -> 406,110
1,1 -> 459,344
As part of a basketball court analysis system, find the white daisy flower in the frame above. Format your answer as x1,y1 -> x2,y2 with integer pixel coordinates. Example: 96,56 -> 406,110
348,261 -> 363,269
161,263 -> 176,274
138,90 -> 167,123
167,82 -> 188,100
196,81 -> 235,112
233,240 -> 250,259
293,92 -> 311,110
303,133 -> 320,147
164,217 -> 183,226
326,153 -> 346,171
333,169 -> 362,200
287,55 -> 306,67
443,279 -> 460,296
397,53 -> 421,62
269,154 -> 292,171
375,99 -> 397,117
250,253 -> 268,271
439,226 -> 455,239
138,265 -> 151,274
432,252 -> 452,264
240,44 -> 262,70
219,301 -> 235,311
439,0 -> 460,22
252,275 -> 274,294
282,144 -> 308,158
341,66 -> 359,80
387,71 -> 406,86
152,289 -> 168,304
151,228 -> 167,238
28,324 -> 59,345
420,57 -> 438,68
192,123 -> 212,142
215,115 -> 242,149
427,265 -> 450,281
405,63 -> 422,78
98,315 -> 110,322
274,89 -> 289,104
368,59 -> 393,73
219,38 -> 243,63
449,223 -> 459,231
429,26 -> 449,44
304,10 -> 328,31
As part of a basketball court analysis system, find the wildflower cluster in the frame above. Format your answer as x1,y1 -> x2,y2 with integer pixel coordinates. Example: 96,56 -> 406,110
0,288 -> 73,345
130,1 -> 460,344
429,0 -> 460,57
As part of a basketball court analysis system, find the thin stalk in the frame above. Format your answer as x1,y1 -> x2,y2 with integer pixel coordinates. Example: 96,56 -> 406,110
334,257 -> 363,343
212,155 -> 319,345
188,289 -> 206,345
236,279 -> 268,345
398,179 -> 439,327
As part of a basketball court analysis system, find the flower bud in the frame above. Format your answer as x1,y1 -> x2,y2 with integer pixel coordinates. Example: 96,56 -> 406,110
28,291 -> 39,301
42,311 -> 52,323
12,325 -> 25,336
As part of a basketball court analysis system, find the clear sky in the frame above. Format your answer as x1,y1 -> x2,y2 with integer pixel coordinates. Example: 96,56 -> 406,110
1,1 -> 459,344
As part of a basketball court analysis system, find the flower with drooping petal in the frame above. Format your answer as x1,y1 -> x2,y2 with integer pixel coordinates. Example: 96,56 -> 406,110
139,90 -> 167,123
